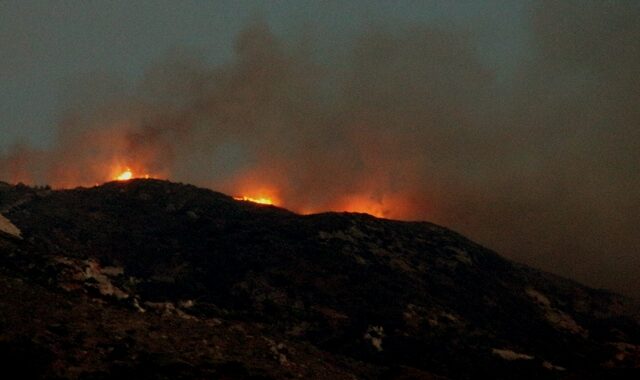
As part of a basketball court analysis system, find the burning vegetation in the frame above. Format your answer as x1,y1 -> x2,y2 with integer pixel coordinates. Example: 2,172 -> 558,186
114,169 -> 133,181
112,167 -> 151,182
233,196 -> 274,205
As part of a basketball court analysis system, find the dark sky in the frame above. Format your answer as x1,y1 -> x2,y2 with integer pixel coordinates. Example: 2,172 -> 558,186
1,1 -> 639,297
0,0 -> 528,149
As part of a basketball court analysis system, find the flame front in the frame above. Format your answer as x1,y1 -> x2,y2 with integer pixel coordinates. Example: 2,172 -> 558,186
115,169 -> 133,181
234,196 -> 274,205
113,167 -> 151,182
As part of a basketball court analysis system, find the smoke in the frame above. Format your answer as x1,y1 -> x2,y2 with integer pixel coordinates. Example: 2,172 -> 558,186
1,1 -> 639,296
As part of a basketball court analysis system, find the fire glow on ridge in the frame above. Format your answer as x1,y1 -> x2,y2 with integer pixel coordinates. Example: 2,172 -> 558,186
115,169 -> 133,181
113,168 -> 150,181
234,196 -> 274,205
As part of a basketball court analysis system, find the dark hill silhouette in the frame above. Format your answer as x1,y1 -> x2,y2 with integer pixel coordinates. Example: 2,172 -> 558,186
0,179 -> 639,379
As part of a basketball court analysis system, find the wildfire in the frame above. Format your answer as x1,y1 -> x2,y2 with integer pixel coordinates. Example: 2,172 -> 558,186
113,167 -> 151,182
115,169 -> 134,181
234,196 -> 274,205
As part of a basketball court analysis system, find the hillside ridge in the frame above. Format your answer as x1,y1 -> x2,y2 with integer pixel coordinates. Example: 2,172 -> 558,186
1,179 -> 639,379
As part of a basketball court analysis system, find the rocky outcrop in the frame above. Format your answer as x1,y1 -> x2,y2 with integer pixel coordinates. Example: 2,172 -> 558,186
0,213 -> 21,239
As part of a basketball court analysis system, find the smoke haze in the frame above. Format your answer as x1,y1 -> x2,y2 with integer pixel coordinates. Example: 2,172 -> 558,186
1,1 -> 639,296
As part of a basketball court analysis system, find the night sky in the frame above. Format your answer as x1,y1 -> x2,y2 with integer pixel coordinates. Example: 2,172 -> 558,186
1,1 -> 639,297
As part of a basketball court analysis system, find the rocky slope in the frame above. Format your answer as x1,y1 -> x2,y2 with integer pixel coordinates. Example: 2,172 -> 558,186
0,179 -> 639,379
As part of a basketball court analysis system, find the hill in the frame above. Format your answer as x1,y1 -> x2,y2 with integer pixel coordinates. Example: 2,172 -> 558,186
1,179 -> 639,379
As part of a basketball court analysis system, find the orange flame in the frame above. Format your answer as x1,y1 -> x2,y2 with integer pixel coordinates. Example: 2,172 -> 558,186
113,167 -> 151,182
229,175 -> 279,206
115,169 -> 134,181
234,196 -> 274,205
